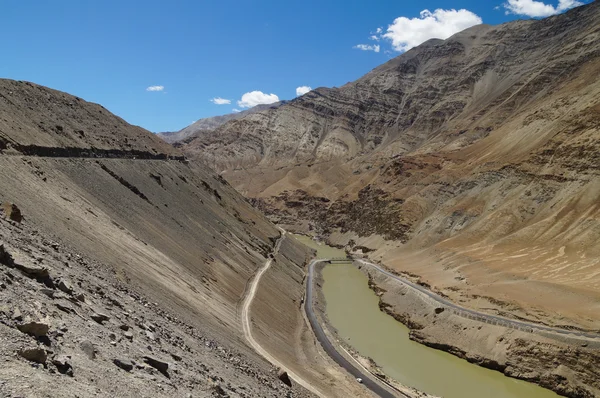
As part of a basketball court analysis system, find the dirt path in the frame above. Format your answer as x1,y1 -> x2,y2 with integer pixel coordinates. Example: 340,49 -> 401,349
240,230 -> 325,397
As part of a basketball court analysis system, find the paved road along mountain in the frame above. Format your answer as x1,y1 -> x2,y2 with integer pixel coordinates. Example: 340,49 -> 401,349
305,259 -> 401,398
356,259 -> 600,341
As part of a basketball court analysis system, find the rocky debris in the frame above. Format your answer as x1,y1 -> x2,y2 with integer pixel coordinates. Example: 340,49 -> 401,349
91,312 -> 110,324
17,321 -> 50,337
18,347 -> 47,364
51,355 -> 74,376
113,358 -> 134,372
2,202 -> 22,223
278,369 -> 293,387
80,340 -> 96,360
0,181 -> 312,398
434,307 -> 445,315
143,356 -> 169,377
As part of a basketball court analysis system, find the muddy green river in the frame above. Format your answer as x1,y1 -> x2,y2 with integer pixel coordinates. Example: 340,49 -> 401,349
293,234 -> 558,398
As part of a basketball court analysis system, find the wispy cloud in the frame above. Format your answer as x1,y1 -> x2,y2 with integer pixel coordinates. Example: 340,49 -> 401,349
210,97 -> 231,105
296,86 -> 312,96
501,0 -> 583,17
353,44 -> 381,53
146,85 -> 164,92
237,91 -> 279,108
232,108 -> 242,113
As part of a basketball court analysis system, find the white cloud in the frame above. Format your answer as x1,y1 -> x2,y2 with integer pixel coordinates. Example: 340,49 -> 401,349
210,97 -> 231,105
146,85 -> 164,92
237,91 -> 280,108
232,108 -> 242,113
502,0 -> 582,17
296,86 -> 312,96
369,35 -> 380,41
383,9 -> 482,52
354,44 -> 381,53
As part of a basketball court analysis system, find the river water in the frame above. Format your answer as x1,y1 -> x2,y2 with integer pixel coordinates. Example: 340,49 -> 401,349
292,234 -> 559,398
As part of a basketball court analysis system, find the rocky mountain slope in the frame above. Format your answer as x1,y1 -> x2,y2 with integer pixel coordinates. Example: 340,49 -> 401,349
183,0 -> 600,336
0,80 -> 369,397
157,101 -> 287,145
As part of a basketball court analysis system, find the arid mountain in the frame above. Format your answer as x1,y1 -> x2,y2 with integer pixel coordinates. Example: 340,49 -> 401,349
183,0 -> 600,336
0,80 -> 367,397
157,101 -> 287,145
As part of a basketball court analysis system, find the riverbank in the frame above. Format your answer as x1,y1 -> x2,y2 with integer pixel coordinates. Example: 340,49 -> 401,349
291,232 -> 599,397
358,263 -> 600,398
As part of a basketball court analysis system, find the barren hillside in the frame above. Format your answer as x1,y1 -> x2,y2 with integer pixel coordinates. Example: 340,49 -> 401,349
183,2 -> 600,332
0,80 -> 368,397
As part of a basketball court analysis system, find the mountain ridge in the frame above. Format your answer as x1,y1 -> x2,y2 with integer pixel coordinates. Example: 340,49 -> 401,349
157,101 -> 287,145
182,1 -> 600,333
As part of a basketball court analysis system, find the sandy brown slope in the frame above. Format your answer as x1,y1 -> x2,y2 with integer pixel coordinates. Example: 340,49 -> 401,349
183,1 -> 600,333
0,80 -> 369,397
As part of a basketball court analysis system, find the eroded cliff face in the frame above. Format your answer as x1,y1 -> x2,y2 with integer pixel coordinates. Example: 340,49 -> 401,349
183,2 -> 600,330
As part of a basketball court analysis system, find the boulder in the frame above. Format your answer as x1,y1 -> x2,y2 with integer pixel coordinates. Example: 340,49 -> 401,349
113,358 -> 134,371
143,356 -> 169,377
0,243 -> 14,267
18,347 -> 47,364
52,355 -> 74,376
14,260 -> 49,279
2,202 -> 22,223
56,278 -> 73,295
91,312 -> 109,324
80,340 -> 96,360
278,368 -> 292,387
17,321 -> 50,337
12,307 -> 22,321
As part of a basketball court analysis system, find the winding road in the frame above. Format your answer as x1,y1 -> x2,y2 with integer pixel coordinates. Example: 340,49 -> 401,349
240,231 -> 325,397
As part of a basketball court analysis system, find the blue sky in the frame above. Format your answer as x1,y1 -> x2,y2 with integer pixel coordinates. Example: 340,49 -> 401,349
0,0 -> 588,132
